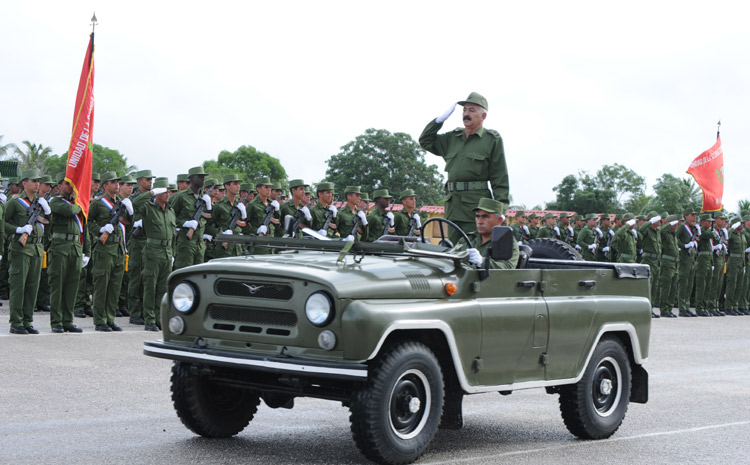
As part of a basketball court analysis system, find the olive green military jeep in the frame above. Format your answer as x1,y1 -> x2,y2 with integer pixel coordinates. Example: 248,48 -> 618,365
145,222 -> 651,465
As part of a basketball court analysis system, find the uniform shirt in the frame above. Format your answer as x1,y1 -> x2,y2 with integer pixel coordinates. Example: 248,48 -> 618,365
576,226 -> 597,261
612,227 -> 636,262
211,196 -> 243,235
659,224 -> 679,258
393,209 -> 419,237
696,226 -> 718,253
728,229 -> 747,259
675,223 -> 698,257
170,188 -> 210,239
278,200 -> 306,237
741,228 -> 750,260
4,191 -> 45,257
456,233 -> 520,270
49,194 -> 85,238
131,189 -> 155,240
88,194 -> 126,255
638,222 -> 662,255
335,204 -> 363,239
364,208 -> 390,242
247,196 -> 276,236
310,203 -> 335,237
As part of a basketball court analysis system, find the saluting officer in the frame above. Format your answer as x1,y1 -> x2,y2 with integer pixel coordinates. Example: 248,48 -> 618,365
710,212 -> 729,314
171,167 -> 212,269
638,211 -> 663,315
724,218 -> 747,315
127,169 -> 156,325
658,214 -> 682,317
676,208 -> 699,317
611,213 -> 637,263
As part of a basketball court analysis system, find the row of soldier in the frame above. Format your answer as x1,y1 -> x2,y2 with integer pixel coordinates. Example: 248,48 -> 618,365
510,209 -> 750,318
2,167 -> 425,334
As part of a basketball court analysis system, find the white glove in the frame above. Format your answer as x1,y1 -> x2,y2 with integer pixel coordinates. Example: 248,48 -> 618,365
16,224 -> 33,235
100,223 -> 114,234
435,102 -> 457,124
522,225 -> 529,235
745,247 -> 750,253
300,206 -> 312,222
182,220 -> 199,230
257,225 -> 268,235
639,249 -> 644,254
712,243 -> 722,251
38,197 -> 51,215
221,229 -> 232,235
722,243 -> 728,252
202,234 -> 213,241
626,219 -> 636,227
575,244 -> 582,251
133,219 -> 143,229
82,255 -> 90,268
684,241 -> 696,249
120,198 -> 134,216
650,215 -> 661,224
328,204 -> 337,218
467,248 -> 483,267
201,194 -> 212,211
236,203 -> 247,219
317,229 -> 327,236
357,210 -> 368,226
413,213 -> 422,228
587,243 -> 597,251
722,228 -> 729,240
609,229 -> 616,237
695,226 -> 701,236
270,200 -> 280,211
631,229 -> 637,238
602,246 -> 610,253
568,226 -> 574,236
553,226 -> 560,236
151,187 -> 167,195
0,193 -> 6,204
386,212 -> 395,227
595,227 -> 603,238
669,220 -> 679,226
344,234 -> 354,242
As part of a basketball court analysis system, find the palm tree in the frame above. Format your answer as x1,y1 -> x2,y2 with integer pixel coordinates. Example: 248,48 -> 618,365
0,135 -> 16,158
738,199 -> 750,217
14,140 -> 53,172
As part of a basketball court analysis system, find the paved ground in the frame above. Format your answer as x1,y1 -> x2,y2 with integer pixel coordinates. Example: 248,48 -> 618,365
1,302 -> 749,464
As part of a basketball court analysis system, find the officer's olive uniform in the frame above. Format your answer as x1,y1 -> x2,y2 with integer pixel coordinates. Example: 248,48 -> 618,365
676,224 -> 698,312
638,222 -> 662,305
170,189 -> 209,269
596,226 -> 613,262
211,196 -> 243,258
740,228 -> 750,310
246,197 -> 277,253
536,225 -> 553,239
335,205 -> 364,240
310,203 -> 336,237
393,209 -> 421,237
5,192 -> 44,329
577,226 -> 597,261
126,190 -> 152,320
279,200 -> 305,238
457,233 -> 519,270
140,198 -> 176,325
694,226 -> 719,315
88,195 -> 126,325
725,229 -> 747,311
612,227 -> 637,263
364,208 -> 389,242
659,224 -> 679,314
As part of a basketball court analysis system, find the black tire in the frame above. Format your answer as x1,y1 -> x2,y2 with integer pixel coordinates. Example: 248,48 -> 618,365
170,361 -> 260,438
350,341 -> 444,465
527,238 -> 583,261
558,337 -> 631,439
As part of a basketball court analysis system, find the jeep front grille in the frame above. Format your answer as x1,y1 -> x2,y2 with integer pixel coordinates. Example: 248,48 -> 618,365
208,304 -> 298,327
214,279 -> 294,300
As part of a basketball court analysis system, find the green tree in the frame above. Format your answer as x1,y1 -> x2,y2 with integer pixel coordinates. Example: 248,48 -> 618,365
547,171 -> 618,213
596,163 -> 646,206
205,145 -> 287,186
14,140 -> 52,172
737,199 -> 750,217
0,136 -> 16,158
56,143 -> 137,176
325,128 -> 444,205
645,174 -> 701,214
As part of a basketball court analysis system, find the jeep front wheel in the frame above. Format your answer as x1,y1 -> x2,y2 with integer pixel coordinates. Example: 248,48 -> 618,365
558,337 -> 631,439
171,361 -> 260,438
350,341 -> 444,465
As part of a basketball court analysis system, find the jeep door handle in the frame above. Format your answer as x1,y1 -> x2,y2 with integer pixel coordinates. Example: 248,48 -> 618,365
579,280 -> 597,288
517,281 -> 537,288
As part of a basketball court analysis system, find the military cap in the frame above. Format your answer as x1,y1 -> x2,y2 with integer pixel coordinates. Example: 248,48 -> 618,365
528,213 -> 538,220
91,172 -> 101,181
682,207 -> 697,216
56,171 -> 66,184
270,183 -> 282,190
372,188 -> 392,199
614,214 -> 622,220
154,176 -> 169,185
119,174 -> 136,184
399,188 -> 416,199
636,215 -> 646,221
20,169 -> 42,181
187,166 -> 206,176
514,210 -> 527,218
713,211 -> 726,219
217,183 -> 226,191
360,192 -> 370,202
168,184 -> 177,191
699,213 -> 713,222
458,92 -> 488,111
100,171 -> 120,183
39,175 -> 53,185
316,182 -> 334,192
584,213 -> 598,220
473,198 -> 506,215
666,214 -> 681,223
622,213 -> 635,221
344,185 -> 362,194
574,215 -> 583,221
647,211 -> 660,219
255,176 -> 272,187
152,177 -> 169,189
660,212 -> 668,219
559,212 -> 570,219
176,173 -> 189,182
731,218 -> 743,228
240,182 -> 252,191
136,169 -> 156,179
288,179 -> 308,189
223,173 -> 241,184
599,213 -> 610,220
542,213 -> 555,220
204,178 -> 218,188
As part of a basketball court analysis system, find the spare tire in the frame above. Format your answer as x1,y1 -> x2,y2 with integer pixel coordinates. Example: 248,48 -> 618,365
527,238 -> 583,261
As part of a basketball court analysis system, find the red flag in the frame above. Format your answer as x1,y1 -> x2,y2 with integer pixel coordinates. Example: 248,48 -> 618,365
687,134 -> 724,212
65,33 -> 95,219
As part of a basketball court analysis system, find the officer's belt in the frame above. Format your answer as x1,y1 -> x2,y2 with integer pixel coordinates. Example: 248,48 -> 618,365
642,252 -> 660,259
619,253 -> 636,261
445,181 -> 487,193
146,238 -> 172,247
697,251 -> 713,256
101,233 -> 120,243
660,254 -> 677,262
16,235 -> 42,244
52,233 -> 79,242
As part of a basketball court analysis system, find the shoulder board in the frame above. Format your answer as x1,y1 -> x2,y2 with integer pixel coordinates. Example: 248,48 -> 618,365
451,127 -> 463,133
486,129 -> 501,138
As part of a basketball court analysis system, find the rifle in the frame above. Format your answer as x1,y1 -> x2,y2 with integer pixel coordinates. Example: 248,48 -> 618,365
320,201 -> 336,236
100,191 -> 137,244
259,199 -> 277,236
185,186 -> 214,240
379,199 -> 394,238
285,201 -> 313,238
18,197 -> 49,247
406,205 -> 423,238
349,208 -> 363,240
222,192 -> 249,249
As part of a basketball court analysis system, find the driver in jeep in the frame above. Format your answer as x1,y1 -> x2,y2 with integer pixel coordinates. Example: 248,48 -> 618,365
456,197 -> 519,269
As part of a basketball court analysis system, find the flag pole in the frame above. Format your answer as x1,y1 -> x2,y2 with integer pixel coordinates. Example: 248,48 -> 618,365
716,120 -> 721,139
91,12 -> 97,33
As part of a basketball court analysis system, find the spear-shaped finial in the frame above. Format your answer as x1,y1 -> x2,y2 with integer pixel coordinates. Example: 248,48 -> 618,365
91,12 -> 98,33
717,119 -> 721,138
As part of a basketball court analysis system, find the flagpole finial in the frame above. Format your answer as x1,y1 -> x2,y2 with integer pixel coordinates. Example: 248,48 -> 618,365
90,12 -> 98,33
717,119 -> 721,139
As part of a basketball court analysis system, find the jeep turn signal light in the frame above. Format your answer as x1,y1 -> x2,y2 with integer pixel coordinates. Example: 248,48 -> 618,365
445,283 -> 457,296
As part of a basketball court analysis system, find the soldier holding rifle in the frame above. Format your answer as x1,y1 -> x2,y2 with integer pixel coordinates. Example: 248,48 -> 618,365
171,166 -> 212,269
310,182 -> 337,237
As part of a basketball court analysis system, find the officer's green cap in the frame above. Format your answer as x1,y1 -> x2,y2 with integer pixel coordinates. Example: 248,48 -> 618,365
622,213 -> 635,221
372,188 -> 392,199
699,213 -> 713,222
574,215 -> 583,221
56,171 -> 66,184
660,212 -> 668,219
683,207 -> 697,216
648,211 -> 660,219
713,211 -> 726,219
399,189 -> 416,199
599,213 -> 611,220
542,213 -> 555,220
101,171 -> 120,183
119,174 -> 136,184
271,183 -> 282,190
168,184 -> 177,191
666,214 -> 681,222
91,172 -> 101,181
636,215 -> 646,221
585,213 -> 598,220
458,92 -> 488,111
240,182 -> 252,191
528,213 -> 538,219
559,212 -> 570,219
217,183 -> 226,191
316,182 -> 334,193
288,179 -> 308,189
222,173 -> 241,184
514,210 -> 527,218
136,169 -> 156,179
39,175 -> 53,185
473,197 -> 506,215
360,192 -> 370,201
176,174 -> 189,182
344,185 -> 362,194
204,178 -> 217,188
255,177 -> 272,187
614,214 -> 622,220
188,166 -> 206,176
152,177 -> 169,189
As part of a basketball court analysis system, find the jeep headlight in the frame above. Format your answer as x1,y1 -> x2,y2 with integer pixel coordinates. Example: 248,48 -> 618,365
172,282 -> 198,314
305,292 -> 333,327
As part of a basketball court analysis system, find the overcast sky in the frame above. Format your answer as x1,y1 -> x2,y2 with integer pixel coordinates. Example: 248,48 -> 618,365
2,1 -> 747,212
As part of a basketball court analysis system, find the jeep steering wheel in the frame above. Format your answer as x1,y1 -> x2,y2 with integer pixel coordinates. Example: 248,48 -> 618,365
421,217 -> 471,248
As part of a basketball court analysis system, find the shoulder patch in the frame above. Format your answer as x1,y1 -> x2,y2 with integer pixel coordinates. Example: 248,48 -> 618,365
486,129 -> 501,138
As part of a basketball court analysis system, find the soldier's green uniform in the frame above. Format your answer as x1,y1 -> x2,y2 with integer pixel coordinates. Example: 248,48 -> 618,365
724,221 -> 747,313
739,219 -> 750,311
245,177 -> 279,253
455,198 -> 519,269
612,223 -> 637,263
48,185 -> 88,331
576,214 -> 599,261
693,214 -> 719,316
171,167 -> 211,269
35,178 -> 54,312
638,213 -> 662,308
309,182 -> 336,238
658,216 -> 681,316
595,215 -> 612,262
335,186 -> 366,241
675,210 -> 699,314
5,171 -> 45,333
279,200 -> 304,237
73,173 -> 100,318
419,92 -> 509,244
211,175 -> 246,258
559,213 -> 577,249
510,211 -> 529,244
710,218 -> 728,314
527,214 -> 539,240
364,189 -> 394,242
127,170 -> 156,324
393,189 -> 420,237
0,179 -> 13,300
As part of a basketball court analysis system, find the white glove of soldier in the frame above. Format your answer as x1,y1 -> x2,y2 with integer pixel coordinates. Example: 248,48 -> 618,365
16,224 -> 33,235
202,234 -> 213,241
631,229 -> 637,238
745,247 -> 750,253
237,203 -> 247,219
317,229 -> 328,236
650,215 -> 661,224
575,244 -> 582,251
328,204 -> 337,218
183,220 -> 199,230
413,213 -> 422,228
82,255 -> 90,268
357,210 -> 368,226
522,225 -> 530,235
467,248 -> 483,267
553,226 -> 560,236
609,229 -> 616,237
99,223 -> 114,234
120,197 -> 134,216
151,187 -> 167,195
695,226 -> 701,236
201,194 -> 212,211
0,193 -> 6,204
684,241 -> 696,249
712,243 -> 722,251
435,102 -> 457,124
568,226 -> 574,236
595,227 -> 603,238
270,200 -> 280,211
133,219 -> 143,229
38,197 -> 51,215
386,212 -> 395,227
344,235 -> 355,242
257,225 -> 268,236
220,229 -> 231,235
722,228 -> 729,240
588,243 -> 597,251
602,246 -> 610,253
640,249 -> 644,254
301,206 -> 312,222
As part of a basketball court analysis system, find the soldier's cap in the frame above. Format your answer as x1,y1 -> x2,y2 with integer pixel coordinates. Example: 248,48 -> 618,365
223,173 -> 241,184
399,188 -> 416,199
559,212 -> 570,219
119,174 -> 136,184
542,213 -> 555,220
271,183 -> 282,191
599,213 -> 611,221
372,188 -> 392,199
20,169 -> 42,181
699,213 -> 713,222
528,213 -> 538,219
584,213 -> 598,220
682,207 -> 697,216
473,198 -> 506,215
288,179 -> 308,189
136,169 -> 156,179
660,211 -> 668,219
344,185 -> 362,194
458,92 -> 488,111
713,211 -> 726,219
56,171 -> 66,184
91,172 -> 101,181
239,182 -> 252,191
255,176 -> 272,187
154,176 -> 169,185
217,183 -> 226,191
187,166 -> 206,177
574,215 -> 584,221
152,177 -> 170,190
514,210 -> 527,218
360,192 -> 371,202
101,171 -> 120,183
743,215 -> 750,222
622,213 -> 635,221
316,182 -> 334,193
39,175 -> 54,185
204,178 -> 218,188
169,183 -> 178,191
636,215 -> 646,221
176,174 -> 189,182
666,214 -> 681,223
648,211 -> 661,219
614,214 -> 622,220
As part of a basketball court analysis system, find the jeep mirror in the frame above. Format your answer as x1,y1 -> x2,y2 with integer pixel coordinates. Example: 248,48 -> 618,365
490,226 -> 514,260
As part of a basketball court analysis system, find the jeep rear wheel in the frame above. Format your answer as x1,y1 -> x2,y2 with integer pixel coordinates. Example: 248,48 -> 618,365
558,337 -> 631,439
350,341 -> 444,465
171,361 -> 260,438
